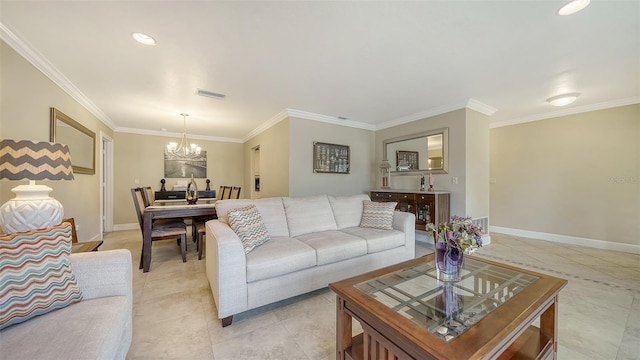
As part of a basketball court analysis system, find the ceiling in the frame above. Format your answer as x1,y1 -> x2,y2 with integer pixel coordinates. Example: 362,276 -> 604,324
1,1 -> 638,142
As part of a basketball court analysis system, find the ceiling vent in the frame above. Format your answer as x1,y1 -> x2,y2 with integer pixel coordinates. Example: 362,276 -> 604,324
196,89 -> 226,99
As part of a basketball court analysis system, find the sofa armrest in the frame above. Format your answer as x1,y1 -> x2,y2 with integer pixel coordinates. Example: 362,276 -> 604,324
205,220 -> 248,318
392,211 -> 416,255
71,249 -> 132,302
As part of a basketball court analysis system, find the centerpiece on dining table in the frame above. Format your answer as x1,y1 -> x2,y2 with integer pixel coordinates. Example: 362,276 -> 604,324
426,216 -> 483,281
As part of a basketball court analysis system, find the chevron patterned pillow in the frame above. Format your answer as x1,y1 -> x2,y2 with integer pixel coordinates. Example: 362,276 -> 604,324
360,200 -> 397,230
228,205 -> 271,254
0,223 -> 83,330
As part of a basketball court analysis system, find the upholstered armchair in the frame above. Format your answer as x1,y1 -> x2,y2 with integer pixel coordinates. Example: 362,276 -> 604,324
0,223 -> 133,359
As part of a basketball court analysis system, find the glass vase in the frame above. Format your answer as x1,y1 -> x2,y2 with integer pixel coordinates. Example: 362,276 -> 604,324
186,176 -> 199,204
435,236 -> 464,282
436,284 -> 463,318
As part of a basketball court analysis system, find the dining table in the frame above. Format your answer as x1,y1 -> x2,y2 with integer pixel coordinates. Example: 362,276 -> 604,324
142,202 -> 217,272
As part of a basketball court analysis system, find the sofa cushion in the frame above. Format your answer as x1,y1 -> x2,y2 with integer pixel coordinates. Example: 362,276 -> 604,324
227,205 -> 271,254
216,197 -> 290,237
0,295 -> 128,359
340,227 -> 406,253
360,200 -> 397,230
0,223 -> 83,330
297,230 -> 367,266
328,194 -> 370,229
246,237 -> 316,282
283,195 -> 338,237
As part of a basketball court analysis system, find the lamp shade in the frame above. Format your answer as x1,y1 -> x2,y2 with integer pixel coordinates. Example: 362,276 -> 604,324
0,139 -> 74,233
0,139 -> 74,181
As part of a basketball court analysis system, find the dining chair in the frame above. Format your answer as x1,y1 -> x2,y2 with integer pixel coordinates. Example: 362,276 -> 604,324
62,217 -> 78,243
131,187 -> 188,269
218,186 -> 229,200
141,186 -> 155,207
229,186 -> 241,199
195,185 -> 236,260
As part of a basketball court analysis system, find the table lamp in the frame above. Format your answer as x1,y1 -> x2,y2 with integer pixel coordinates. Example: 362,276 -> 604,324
380,160 -> 391,189
0,139 -> 74,233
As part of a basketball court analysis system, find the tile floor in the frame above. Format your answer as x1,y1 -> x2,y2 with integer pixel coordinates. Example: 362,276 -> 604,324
99,230 -> 640,359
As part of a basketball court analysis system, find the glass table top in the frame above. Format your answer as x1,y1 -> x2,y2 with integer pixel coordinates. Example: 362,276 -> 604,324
354,256 -> 539,342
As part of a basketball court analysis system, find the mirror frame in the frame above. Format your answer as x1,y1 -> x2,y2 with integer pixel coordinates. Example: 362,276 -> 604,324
383,127 -> 449,175
50,108 -> 96,175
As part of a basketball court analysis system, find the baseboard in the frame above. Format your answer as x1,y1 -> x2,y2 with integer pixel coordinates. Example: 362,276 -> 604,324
490,226 -> 640,254
113,223 -> 139,231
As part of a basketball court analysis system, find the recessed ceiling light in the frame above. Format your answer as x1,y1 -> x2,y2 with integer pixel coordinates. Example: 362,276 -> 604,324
547,93 -> 580,106
557,0 -> 590,16
131,32 -> 156,46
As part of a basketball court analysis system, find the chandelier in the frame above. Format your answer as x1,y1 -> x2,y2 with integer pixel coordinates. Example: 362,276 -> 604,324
166,113 -> 201,157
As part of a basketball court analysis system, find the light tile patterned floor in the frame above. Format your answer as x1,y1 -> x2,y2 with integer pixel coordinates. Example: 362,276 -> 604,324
99,230 -> 640,359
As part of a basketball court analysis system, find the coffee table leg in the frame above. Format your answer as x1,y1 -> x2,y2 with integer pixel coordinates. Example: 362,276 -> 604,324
336,296 -> 352,360
540,295 -> 559,359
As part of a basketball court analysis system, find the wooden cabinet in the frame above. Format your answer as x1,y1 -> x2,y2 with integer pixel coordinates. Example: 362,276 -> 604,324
370,190 -> 450,231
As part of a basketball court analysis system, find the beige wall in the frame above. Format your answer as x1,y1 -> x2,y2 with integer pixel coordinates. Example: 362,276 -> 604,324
0,40 -> 113,240
490,104 -> 640,247
375,109 -> 469,216
243,119 -> 290,198
465,109 -> 491,219
113,132 -> 244,226
288,117 -> 375,197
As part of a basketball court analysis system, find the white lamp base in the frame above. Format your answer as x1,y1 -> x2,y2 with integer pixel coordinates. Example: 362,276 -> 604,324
0,181 -> 64,234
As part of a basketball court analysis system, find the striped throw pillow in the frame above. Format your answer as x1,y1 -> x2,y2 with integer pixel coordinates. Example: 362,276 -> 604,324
228,205 -> 271,254
360,200 -> 397,230
0,223 -> 83,330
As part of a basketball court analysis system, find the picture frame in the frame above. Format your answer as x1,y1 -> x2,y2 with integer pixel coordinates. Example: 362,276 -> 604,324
313,142 -> 350,174
164,150 -> 207,178
396,150 -> 419,171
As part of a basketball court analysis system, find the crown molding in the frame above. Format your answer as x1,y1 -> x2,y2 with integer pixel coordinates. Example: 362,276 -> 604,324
241,108 -> 376,142
375,100 -> 468,131
115,127 -> 243,143
241,109 -> 290,142
0,22 -> 117,130
490,96 -> 640,129
286,109 -> 376,131
466,98 -> 498,116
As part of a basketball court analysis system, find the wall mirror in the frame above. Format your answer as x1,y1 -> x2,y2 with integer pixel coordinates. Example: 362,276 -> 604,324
383,127 -> 449,175
50,108 -> 96,175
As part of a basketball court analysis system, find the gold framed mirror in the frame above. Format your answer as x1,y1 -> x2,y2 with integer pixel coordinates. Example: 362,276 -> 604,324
383,127 -> 449,175
50,108 -> 96,175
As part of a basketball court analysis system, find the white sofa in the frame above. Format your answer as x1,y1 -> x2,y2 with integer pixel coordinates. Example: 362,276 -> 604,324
0,249 -> 133,360
206,194 -> 415,326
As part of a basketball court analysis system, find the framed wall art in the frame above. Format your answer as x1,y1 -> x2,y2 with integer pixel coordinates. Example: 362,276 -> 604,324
164,150 -> 207,178
313,142 -> 350,174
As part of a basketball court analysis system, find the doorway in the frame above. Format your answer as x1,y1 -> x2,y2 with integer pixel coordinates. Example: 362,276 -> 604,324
251,145 -> 260,199
100,132 -> 114,234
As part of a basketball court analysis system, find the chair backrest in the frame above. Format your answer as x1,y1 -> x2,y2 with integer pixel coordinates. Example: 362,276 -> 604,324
218,186 -> 231,200
142,186 -> 154,207
130,187 -> 146,229
62,217 -> 78,243
230,186 -> 241,199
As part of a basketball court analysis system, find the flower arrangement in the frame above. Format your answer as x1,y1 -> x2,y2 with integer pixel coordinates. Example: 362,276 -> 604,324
426,215 -> 484,254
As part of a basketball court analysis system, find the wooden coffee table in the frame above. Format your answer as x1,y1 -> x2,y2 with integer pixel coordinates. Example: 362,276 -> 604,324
329,254 -> 567,360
